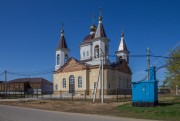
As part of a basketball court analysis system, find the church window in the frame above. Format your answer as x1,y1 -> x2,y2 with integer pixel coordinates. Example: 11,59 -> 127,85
94,45 -> 99,58
65,54 -> 68,62
55,84 -> 58,90
87,51 -> 89,56
119,56 -> 122,61
69,75 -> 75,93
57,54 -> 60,65
83,51 -> 85,57
78,76 -> 82,88
63,78 -> 66,88
69,75 -> 75,84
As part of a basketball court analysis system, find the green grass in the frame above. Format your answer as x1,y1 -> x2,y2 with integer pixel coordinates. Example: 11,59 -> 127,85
116,95 -> 180,121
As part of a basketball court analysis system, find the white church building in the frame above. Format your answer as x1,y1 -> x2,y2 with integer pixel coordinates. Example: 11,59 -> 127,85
53,14 -> 132,95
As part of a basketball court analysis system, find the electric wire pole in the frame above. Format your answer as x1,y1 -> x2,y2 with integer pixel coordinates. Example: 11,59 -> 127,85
101,54 -> 104,103
4,70 -> 7,96
147,48 -> 150,80
100,48 -> 104,103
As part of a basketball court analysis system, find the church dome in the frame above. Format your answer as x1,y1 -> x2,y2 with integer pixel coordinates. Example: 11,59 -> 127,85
90,24 -> 96,32
82,24 -> 96,43
82,33 -> 95,43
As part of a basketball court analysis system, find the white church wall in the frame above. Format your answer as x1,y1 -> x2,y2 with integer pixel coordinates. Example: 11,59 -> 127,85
55,51 -> 60,70
85,40 -> 106,65
60,51 -> 65,67
55,49 -> 69,71
80,44 -> 92,60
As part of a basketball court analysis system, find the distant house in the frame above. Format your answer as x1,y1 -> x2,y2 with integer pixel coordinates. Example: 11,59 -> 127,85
0,78 -> 53,94
0,81 -> 5,92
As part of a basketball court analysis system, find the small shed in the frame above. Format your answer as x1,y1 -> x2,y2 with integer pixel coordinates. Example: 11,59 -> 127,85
132,67 -> 158,107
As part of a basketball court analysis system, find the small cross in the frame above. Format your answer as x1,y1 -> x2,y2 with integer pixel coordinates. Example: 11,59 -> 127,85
92,12 -> 95,24
61,22 -> 64,30
99,7 -> 102,17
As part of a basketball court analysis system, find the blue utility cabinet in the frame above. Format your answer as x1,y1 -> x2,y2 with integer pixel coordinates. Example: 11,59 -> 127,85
132,67 -> 158,107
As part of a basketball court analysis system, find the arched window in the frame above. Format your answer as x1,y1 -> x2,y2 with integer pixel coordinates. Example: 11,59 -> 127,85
78,76 -> 82,88
94,45 -> 99,58
55,84 -> 58,90
83,51 -> 85,57
57,54 -> 60,65
62,78 -> 66,88
87,51 -> 89,56
69,75 -> 75,84
65,54 -> 68,62
69,75 -> 75,93
119,56 -> 122,61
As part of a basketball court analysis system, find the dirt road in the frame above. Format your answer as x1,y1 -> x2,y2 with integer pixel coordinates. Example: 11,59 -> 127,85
0,105 -> 157,121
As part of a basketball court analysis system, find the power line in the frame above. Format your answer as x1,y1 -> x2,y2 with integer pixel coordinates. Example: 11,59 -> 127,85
7,68 -> 54,74
0,57 -> 178,76
1,68 -> 54,77
133,74 -> 148,83
108,54 -> 180,59
150,51 -> 164,66
0,51 -> 178,79
0,72 -> 5,76
156,61 -> 180,71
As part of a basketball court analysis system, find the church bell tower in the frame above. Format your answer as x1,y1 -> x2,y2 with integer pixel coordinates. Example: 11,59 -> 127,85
116,32 -> 129,64
55,28 -> 69,71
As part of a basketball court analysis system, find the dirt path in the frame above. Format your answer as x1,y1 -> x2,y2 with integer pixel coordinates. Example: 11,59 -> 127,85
0,99 -> 128,116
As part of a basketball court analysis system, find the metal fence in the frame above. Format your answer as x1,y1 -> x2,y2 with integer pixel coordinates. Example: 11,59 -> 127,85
116,88 -> 132,102
0,89 -> 132,102
158,89 -> 171,94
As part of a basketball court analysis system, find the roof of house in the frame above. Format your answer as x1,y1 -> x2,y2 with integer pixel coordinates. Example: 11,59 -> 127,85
8,78 -> 52,84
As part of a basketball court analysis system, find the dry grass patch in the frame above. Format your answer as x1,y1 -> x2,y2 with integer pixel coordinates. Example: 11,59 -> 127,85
0,99 -> 127,116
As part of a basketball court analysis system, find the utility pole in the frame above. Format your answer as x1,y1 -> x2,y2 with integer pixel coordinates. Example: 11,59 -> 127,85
99,48 -> 104,104
147,48 -> 150,80
4,70 -> 7,96
101,53 -> 104,103
93,60 -> 101,103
